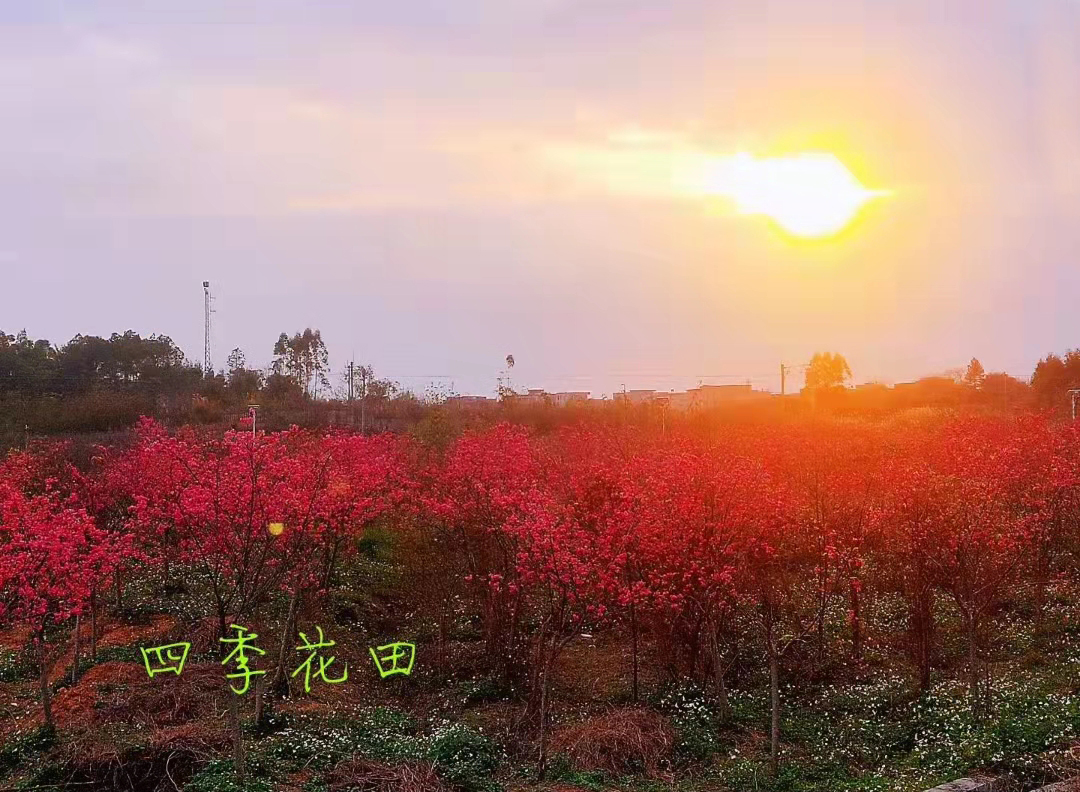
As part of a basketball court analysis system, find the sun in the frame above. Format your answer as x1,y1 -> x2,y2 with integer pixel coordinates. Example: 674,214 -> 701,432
701,152 -> 886,238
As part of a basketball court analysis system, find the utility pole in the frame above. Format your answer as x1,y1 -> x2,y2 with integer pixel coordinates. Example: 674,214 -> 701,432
347,361 -> 355,430
359,366 -> 368,434
248,404 -> 259,439
780,361 -> 811,399
1070,389 -> 1080,420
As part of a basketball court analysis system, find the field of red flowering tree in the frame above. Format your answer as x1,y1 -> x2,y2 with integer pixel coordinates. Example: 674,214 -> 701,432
4,413 -> 1080,791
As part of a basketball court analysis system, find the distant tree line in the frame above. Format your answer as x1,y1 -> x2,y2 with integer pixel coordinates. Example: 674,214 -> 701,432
0,330 -> 204,439
0,327 -> 418,446
0,329 -> 201,398
1031,350 -> 1080,410
7,322 -> 1080,445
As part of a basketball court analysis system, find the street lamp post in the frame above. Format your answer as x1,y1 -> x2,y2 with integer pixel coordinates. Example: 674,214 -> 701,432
248,403 -> 260,438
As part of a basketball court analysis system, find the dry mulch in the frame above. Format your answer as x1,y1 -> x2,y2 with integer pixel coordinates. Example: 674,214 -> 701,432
327,757 -> 450,792
550,707 -> 674,777
0,626 -> 34,651
43,614 -> 178,685
51,661 -> 227,734
99,614 -> 177,650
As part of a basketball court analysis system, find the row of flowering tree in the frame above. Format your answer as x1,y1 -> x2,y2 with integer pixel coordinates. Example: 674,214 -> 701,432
5,413 -> 1080,775
413,416 -> 1080,774
0,419 -> 407,777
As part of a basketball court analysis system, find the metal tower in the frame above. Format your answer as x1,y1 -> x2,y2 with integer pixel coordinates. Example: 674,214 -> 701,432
203,281 -> 213,375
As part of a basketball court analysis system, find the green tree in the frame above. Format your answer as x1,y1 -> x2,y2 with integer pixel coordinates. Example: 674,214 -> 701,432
963,358 -> 986,390
805,352 -> 852,390
0,330 -> 58,397
1031,352 -> 1080,409
272,329 -> 330,399
225,348 -> 263,403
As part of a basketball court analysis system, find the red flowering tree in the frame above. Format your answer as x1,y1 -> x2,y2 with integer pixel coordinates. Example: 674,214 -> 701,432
607,438 -> 750,712
769,422 -> 881,664
265,431 -> 408,695
735,461 -> 812,776
0,473 -> 128,732
419,423 -> 542,685
925,417 -> 1033,715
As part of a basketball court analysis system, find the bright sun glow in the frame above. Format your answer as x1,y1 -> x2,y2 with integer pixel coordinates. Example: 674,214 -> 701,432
701,152 -> 885,238
541,136 -> 888,238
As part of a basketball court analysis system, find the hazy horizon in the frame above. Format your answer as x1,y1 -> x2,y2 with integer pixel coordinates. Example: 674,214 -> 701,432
3,0 -> 1079,398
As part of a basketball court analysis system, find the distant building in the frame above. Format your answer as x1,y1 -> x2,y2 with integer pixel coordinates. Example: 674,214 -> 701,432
654,383 -> 771,412
446,395 -> 496,408
551,391 -> 589,407
464,382 -> 772,411
614,389 -> 657,405
694,383 -> 761,408
665,390 -> 699,411
517,388 -> 549,405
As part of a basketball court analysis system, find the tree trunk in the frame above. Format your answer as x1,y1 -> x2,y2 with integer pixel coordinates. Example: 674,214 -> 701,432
768,634 -> 781,776
228,693 -> 246,781
38,634 -> 54,734
629,601 -> 639,704
909,587 -> 934,694
271,588 -> 301,697
217,614 -> 246,781
254,676 -> 265,727
533,631 -> 568,782
850,580 -> 862,662
1034,577 -> 1047,646
816,580 -> 827,664
966,612 -> 981,719
506,593 -> 523,687
114,572 -> 123,610
71,614 -> 80,685
321,541 -> 340,591
217,604 -> 229,652
437,596 -> 452,677
90,590 -> 98,663
537,646 -> 551,781
1033,545 -> 1050,647
709,628 -> 732,721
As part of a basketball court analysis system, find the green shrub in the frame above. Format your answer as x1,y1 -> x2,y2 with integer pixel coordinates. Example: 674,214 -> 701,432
247,708 -> 291,738
427,722 -> 501,791
460,675 -> 510,705
183,760 -> 272,792
658,682 -> 721,762
347,705 -> 422,761
546,754 -> 608,791
0,725 -> 57,777
254,707 -> 501,789
0,647 -> 36,683
262,706 -> 420,771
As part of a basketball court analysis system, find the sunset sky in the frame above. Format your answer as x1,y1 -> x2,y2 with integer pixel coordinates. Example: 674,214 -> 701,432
2,0 -> 1079,397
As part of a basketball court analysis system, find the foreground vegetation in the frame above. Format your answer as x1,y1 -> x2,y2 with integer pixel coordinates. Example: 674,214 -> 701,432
4,412 -> 1080,791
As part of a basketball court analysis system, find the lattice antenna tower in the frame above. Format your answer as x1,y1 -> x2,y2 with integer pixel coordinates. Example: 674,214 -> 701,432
203,281 -> 216,375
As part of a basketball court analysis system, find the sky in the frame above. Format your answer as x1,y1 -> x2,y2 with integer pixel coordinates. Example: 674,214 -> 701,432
2,0 -> 1079,397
